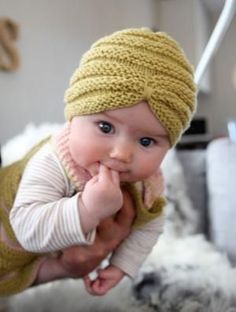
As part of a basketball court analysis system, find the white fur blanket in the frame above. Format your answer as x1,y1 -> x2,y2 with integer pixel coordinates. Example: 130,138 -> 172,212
7,235 -> 236,312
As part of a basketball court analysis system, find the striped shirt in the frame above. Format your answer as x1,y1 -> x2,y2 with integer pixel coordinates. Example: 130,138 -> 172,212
10,143 -> 164,278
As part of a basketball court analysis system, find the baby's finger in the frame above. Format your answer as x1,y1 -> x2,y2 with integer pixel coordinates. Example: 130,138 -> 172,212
83,276 -> 94,294
90,279 -> 108,296
110,169 -> 120,186
98,164 -> 111,181
84,277 -> 106,296
98,165 -> 120,186
87,175 -> 98,185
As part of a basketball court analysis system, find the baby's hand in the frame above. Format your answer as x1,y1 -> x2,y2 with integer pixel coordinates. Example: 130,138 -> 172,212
83,265 -> 125,296
80,164 -> 123,226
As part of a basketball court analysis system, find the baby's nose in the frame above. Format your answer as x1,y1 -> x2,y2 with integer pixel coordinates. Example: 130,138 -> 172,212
109,142 -> 133,163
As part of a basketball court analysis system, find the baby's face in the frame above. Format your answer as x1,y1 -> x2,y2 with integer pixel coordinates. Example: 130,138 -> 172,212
69,101 -> 170,182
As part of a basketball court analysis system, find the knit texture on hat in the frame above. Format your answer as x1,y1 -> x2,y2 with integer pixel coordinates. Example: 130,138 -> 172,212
64,28 -> 197,145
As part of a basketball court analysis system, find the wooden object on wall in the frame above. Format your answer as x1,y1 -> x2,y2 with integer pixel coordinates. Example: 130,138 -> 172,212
0,17 -> 20,71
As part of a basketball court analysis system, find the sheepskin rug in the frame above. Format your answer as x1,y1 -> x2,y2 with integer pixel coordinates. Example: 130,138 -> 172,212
2,123 -> 236,312
7,234 -> 236,312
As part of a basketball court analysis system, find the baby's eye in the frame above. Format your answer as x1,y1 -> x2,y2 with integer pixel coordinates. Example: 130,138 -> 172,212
139,137 -> 156,147
98,121 -> 114,134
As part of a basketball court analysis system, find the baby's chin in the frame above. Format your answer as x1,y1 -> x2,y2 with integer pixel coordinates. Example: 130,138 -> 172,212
119,172 -> 145,183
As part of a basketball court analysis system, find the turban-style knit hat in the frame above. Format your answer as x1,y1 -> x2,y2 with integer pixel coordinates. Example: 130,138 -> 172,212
64,28 -> 197,146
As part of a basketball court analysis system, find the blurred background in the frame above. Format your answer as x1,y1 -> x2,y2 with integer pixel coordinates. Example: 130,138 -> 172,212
0,0 -> 235,144
1,2 -> 236,310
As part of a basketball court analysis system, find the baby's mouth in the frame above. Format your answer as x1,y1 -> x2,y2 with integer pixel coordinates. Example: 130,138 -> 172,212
102,160 -> 129,173
89,162 -> 130,177
105,165 -> 129,174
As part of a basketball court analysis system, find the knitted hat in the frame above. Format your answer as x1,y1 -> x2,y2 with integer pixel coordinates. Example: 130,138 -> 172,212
64,28 -> 197,146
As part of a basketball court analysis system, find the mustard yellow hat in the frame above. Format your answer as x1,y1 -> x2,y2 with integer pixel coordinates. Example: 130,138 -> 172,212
64,28 -> 197,145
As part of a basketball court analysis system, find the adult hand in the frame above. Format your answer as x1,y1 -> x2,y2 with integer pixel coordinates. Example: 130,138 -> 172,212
34,190 -> 135,285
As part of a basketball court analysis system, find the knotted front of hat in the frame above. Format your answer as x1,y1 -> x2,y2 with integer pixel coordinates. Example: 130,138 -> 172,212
64,28 -> 197,146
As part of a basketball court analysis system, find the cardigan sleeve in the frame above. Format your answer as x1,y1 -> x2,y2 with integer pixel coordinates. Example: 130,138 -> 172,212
9,143 -> 95,253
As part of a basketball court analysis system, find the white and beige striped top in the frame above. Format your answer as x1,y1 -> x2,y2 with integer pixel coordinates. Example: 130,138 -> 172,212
9,142 -> 164,278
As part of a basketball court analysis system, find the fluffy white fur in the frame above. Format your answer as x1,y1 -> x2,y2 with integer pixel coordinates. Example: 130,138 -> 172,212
1,123 -> 62,166
7,235 -> 236,312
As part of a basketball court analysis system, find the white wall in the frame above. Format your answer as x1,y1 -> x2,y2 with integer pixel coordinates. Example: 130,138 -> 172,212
0,0 -> 156,143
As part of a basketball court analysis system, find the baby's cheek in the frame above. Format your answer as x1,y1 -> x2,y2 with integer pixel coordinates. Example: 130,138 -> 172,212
138,164 -> 157,180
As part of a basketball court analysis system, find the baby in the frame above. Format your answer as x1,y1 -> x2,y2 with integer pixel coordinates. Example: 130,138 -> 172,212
0,28 -> 196,296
